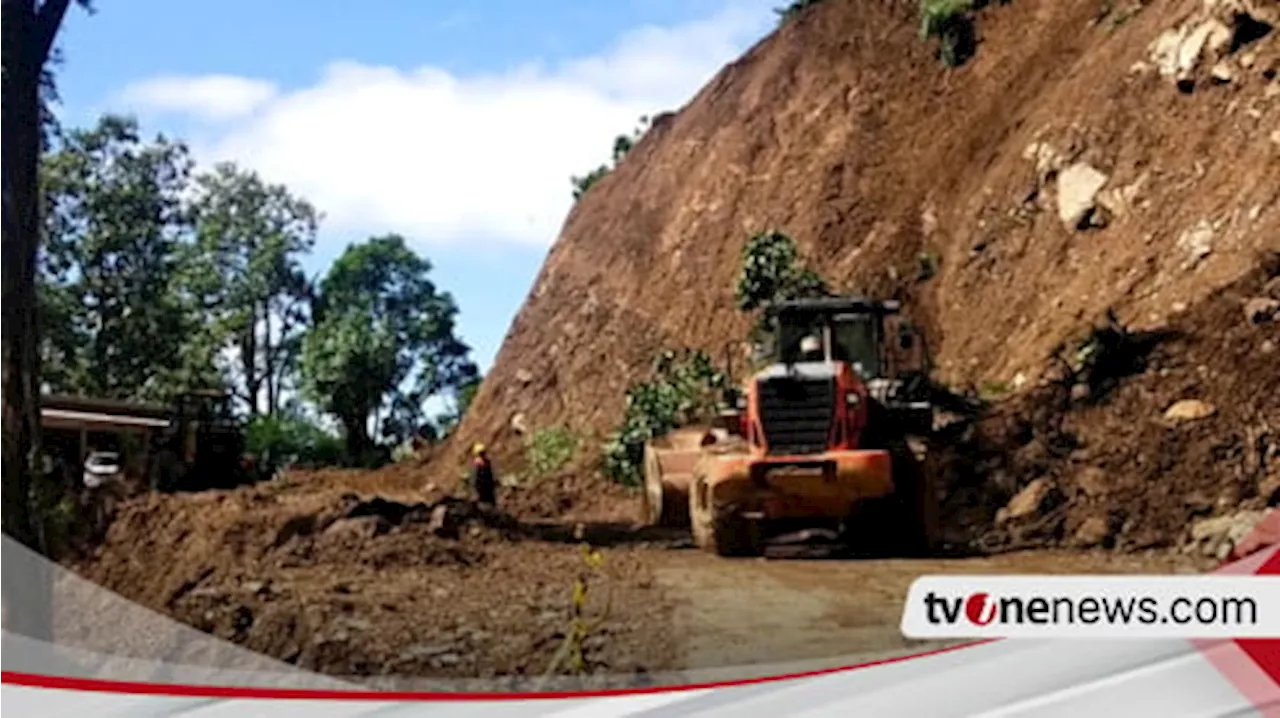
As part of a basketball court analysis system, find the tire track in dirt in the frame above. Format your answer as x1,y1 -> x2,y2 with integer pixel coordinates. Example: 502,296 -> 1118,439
654,549 -> 1211,675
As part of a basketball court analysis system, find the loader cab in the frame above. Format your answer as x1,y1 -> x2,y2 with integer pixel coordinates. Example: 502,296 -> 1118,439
766,297 -> 899,379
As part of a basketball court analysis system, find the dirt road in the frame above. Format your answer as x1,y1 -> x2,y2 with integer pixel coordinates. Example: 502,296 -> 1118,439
654,548 -> 1209,680
66,481 -> 1215,686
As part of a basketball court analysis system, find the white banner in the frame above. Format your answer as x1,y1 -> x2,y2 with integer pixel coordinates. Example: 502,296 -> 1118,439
900,575 -> 1280,639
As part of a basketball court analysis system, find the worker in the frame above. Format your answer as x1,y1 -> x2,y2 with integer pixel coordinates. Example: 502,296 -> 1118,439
471,442 -> 497,508
799,334 -> 824,362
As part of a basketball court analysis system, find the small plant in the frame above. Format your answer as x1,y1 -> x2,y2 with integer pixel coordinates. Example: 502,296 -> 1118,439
1100,1 -> 1142,31
527,426 -> 580,478
571,165 -> 610,200
917,251 -> 940,281
919,0 -> 979,67
775,0 -> 825,24
1049,309 -> 1173,405
570,116 -> 653,201
978,380 -> 1011,400
602,349 -> 726,485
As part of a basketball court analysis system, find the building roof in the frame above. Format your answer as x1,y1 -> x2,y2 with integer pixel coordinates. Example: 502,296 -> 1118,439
42,393 -> 171,420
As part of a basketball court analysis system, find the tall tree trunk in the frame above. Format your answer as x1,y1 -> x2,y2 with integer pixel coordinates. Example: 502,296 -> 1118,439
264,300 -> 276,416
342,413 -> 369,463
3,0 -> 44,554
2,0 -> 74,642
241,301 -> 259,415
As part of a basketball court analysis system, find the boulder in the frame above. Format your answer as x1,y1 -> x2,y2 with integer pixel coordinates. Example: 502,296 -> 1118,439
510,412 -> 529,435
1176,220 -> 1215,269
1071,516 -> 1112,547
1244,297 -> 1280,325
1056,163 -> 1110,229
997,477 -> 1053,524
1022,141 -> 1066,180
1164,399 -> 1217,422
1188,510 -> 1269,558
1148,19 -> 1232,85
323,515 -> 389,540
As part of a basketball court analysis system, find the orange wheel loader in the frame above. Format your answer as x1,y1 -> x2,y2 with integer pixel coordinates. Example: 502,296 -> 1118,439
641,296 -> 939,557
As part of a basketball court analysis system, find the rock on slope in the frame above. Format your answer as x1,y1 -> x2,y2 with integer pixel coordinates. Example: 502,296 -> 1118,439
439,0 -> 1277,544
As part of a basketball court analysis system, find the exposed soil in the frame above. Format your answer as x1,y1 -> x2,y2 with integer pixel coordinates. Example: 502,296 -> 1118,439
64,0 -> 1280,686
65,473 -> 1210,684
68,480 -> 679,682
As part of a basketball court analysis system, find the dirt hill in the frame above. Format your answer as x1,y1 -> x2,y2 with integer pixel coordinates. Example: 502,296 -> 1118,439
436,0 -> 1278,532
64,0 -> 1279,682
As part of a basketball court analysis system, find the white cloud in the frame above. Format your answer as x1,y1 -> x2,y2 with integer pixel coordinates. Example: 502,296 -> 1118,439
116,75 -> 279,121
109,1 -> 775,249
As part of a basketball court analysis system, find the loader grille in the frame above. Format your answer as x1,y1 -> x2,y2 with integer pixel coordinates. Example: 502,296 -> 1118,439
756,375 -> 835,455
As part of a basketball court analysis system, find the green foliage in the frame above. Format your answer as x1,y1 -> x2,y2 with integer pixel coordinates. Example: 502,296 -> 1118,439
734,230 -> 829,313
1098,1 -> 1143,31
184,162 -> 318,416
978,380 -> 1010,400
300,234 -> 478,457
32,481 -> 79,560
38,118 -> 318,410
775,0 -> 825,24
918,0 -> 979,67
571,165 -> 611,201
570,116 -> 653,201
35,112 -> 478,475
917,251 -> 940,281
527,426 -> 580,479
602,350 -> 726,486
434,375 -> 483,438
244,413 -> 344,471
38,115 -> 200,401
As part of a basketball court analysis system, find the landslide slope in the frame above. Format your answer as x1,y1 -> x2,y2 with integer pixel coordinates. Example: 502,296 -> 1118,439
453,0 -> 1280,478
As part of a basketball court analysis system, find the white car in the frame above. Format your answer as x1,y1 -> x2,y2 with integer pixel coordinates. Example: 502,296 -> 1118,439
83,451 -> 122,489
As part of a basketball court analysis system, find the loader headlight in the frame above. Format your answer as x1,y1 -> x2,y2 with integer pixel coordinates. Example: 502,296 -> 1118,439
845,392 -> 861,407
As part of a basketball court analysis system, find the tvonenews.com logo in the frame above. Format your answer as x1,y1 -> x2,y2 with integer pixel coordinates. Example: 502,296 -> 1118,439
900,576 -> 1280,639
923,591 -> 1257,627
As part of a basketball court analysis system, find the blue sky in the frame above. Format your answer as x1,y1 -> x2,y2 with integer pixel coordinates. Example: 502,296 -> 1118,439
50,0 -> 777,376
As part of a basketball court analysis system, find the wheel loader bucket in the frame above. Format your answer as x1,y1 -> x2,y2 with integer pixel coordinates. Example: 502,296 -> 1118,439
641,426 -> 721,527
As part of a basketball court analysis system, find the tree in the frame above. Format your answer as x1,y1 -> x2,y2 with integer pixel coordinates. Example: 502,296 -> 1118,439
39,115 -> 199,400
570,116 -> 652,201
185,163 -> 318,416
432,374 -> 482,438
734,230 -> 829,312
300,235 -> 478,459
2,0 -> 85,642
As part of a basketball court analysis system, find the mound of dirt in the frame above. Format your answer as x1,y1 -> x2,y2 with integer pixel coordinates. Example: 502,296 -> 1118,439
937,260 -> 1280,553
70,477 -> 676,680
412,0 -> 1279,549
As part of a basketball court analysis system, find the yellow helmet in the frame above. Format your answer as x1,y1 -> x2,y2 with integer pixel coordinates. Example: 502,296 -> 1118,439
472,442 -> 486,456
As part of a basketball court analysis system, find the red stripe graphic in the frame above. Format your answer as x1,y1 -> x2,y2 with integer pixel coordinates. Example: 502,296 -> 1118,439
1194,535 -> 1280,713
0,640 -> 992,701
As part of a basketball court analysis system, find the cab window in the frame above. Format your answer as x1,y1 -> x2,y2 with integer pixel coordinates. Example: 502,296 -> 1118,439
830,316 -> 880,376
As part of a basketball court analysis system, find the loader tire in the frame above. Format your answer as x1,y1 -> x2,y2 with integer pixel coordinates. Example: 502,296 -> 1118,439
886,442 -> 936,557
642,446 -> 687,527
688,476 -> 762,557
